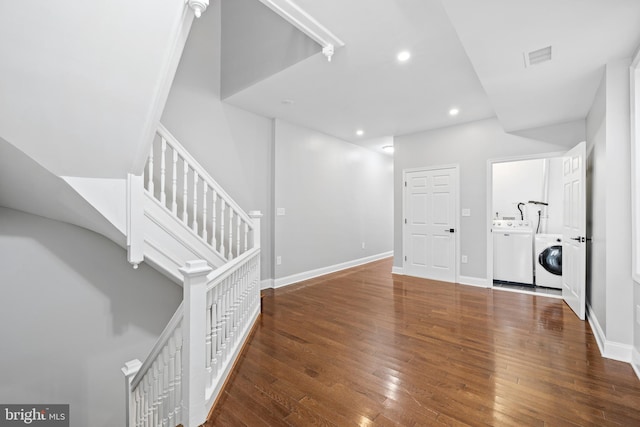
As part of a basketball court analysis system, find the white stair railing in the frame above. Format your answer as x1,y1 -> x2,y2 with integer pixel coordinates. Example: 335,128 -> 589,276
123,212 -> 262,427
144,124 -> 254,262
122,124 -> 263,427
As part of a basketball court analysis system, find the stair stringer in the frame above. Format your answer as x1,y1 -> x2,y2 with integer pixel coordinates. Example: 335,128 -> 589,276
62,176 -> 228,285
142,192 -> 227,283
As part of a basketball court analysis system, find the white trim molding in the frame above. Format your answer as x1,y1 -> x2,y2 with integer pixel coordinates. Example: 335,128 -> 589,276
261,279 -> 275,290
258,0 -> 344,62
458,276 -> 490,288
587,304 -> 633,363
632,347 -> 640,380
273,252 -> 393,289
391,266 -> 404,275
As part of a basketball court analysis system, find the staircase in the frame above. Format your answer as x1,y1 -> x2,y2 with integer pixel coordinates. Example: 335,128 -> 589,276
120,125 -> 262,427
1,1 -> 259,424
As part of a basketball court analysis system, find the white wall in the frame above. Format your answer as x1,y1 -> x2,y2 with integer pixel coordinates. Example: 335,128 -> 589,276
493,159 -> 544,222
492,158 -> 563,234
0,0 -> 189,178
0,208 -> 182,427
273,120 -> 393,281
161,1 -> 274,280
394,117 -> 584,280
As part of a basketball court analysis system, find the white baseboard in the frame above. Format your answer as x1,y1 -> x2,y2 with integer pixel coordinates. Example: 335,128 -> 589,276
632,348 -> 640,380
586,304 -> 633,363
273,251 -> 393,289
391,266 -> 404,275
261,279 -> 274,290
458,275 -> 490,288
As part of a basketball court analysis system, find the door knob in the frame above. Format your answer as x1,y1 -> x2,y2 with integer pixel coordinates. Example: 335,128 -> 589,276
445,228 -> 455,233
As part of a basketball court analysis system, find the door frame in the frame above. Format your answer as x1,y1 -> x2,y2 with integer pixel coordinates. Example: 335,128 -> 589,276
402,164 -> 460,283
486,152 -> 564,287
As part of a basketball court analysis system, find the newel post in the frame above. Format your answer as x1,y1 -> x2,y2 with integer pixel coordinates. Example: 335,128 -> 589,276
249,211 -> 262,249
179,260 -> 213,427
121,359 -> 142,427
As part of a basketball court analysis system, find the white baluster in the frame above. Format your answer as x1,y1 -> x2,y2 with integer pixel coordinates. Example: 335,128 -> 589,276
205,291 -> 213,373
161,347 -> 169,425
220,202 -> 226,257
228,207 -> 234,259
192,173 -> 199,232
244,222 -> 249,253
202,185 -> 208,242
167,336 -> 176,427
174,326 -> 183,425
182,160 -> 188,225
211,299 -> 218,377
160,137 -> 167,206
171,148 -> 178,215
212,192 -> 218,251
147,143 -> 154,194
152,361 -> 160,427
236,217 -> 240,257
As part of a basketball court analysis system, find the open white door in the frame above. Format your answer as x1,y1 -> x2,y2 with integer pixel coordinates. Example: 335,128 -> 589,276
562,141 -> 586,320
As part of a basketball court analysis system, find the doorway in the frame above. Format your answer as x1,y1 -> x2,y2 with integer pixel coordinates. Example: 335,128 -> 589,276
402,165 -> 459,282
487,142 -> 587,320
488,153 -> 564,297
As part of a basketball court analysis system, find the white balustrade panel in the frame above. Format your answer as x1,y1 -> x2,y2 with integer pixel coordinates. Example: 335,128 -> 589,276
143,125 -> 255,262
205,249 -> 260,392
130,318 -> 183,427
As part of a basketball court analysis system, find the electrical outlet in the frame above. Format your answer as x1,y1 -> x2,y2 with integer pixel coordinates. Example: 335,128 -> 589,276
276,256 -> 282,265
362,242 -> 366,249
461,255 -> 468,263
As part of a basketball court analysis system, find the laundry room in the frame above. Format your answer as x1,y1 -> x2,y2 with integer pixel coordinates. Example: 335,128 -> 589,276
491,157 -> 564,293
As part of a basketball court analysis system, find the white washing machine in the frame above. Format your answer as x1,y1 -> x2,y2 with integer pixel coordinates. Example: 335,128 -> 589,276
493,220 -> 533,285
534,234 -> 562,289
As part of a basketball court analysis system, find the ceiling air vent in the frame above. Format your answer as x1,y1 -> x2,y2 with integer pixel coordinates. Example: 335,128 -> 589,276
524,45 -> 552,67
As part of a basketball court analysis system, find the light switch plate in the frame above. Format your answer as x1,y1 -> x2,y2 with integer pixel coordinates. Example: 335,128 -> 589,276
462,208 -> 471,217
276,208 -> 286,216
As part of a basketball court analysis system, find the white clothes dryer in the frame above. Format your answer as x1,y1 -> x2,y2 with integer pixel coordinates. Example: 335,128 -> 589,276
534,234 -> 562,289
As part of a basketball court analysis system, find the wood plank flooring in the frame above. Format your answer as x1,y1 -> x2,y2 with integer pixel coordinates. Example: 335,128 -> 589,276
204,258 -> 640,426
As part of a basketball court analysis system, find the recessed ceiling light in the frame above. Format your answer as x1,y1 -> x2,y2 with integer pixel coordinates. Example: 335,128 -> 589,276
397,51 -> 411,62
449,108 -> 460,116
382,145 -> 394,153
356,129 -> 364,136
281,99 -> 295,105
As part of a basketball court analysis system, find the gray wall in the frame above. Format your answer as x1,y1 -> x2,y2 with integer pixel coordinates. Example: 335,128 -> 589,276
0,207 -> 182,427
583,58 -> 634,350
220,0 -> 319,99
586,72 -> 607,328
162,1 -> 274,280
274,120 -> 394,279
393,117 -> 584,279
603,59 -> 633,346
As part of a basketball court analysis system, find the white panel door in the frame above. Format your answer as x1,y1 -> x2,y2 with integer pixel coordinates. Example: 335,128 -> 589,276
404,167 -> 457,282
562,141 -> 586,320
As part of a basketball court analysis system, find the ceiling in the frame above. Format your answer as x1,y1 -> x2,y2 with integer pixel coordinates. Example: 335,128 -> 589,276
223,0 -> 640,151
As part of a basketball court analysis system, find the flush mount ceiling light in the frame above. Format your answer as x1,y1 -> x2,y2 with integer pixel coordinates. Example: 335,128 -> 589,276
397,51 -> 411,62
281,99 -> 295,105
382,145 -> 395,153
449,108 -> 460,116
356,129 -> 364,136
259,0 -> 345,62
187,0 -> 209,18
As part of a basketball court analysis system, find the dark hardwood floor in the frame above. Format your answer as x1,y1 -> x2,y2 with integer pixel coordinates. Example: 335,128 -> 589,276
204,258 -> 640,426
